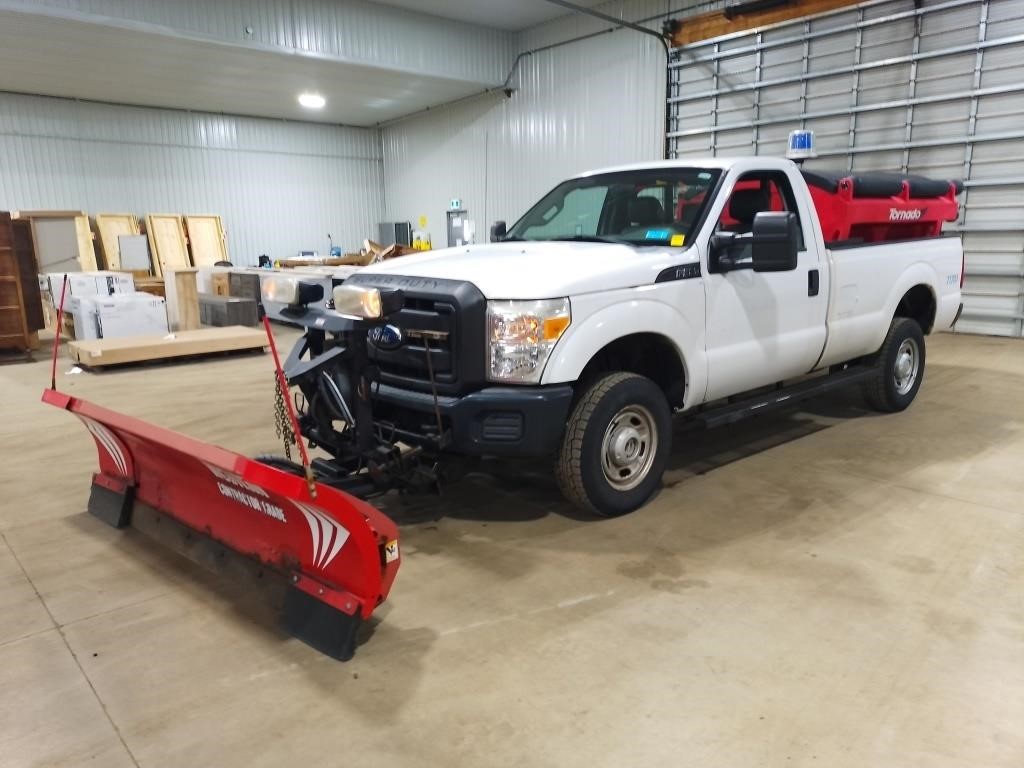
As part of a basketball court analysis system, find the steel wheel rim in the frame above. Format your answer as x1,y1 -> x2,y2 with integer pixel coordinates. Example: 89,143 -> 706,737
893,338 -> 920,395
601,405 -> 657,491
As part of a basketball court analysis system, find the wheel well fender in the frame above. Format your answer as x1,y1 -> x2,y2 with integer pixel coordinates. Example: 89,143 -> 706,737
866,264 -> 939,353
542,300 -> 699,408
892,283 -> 937,334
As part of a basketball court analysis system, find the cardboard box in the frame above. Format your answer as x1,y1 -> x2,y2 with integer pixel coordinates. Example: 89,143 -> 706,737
99,294 -> 168,339
228,271 -> 264,320
71,292 -> 168,341
199,294 -> 259,327
70,295 -> 102,340
46,271 -> 135,306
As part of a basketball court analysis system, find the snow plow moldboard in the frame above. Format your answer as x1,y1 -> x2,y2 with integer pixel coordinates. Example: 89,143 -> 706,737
42,388 -> 400,661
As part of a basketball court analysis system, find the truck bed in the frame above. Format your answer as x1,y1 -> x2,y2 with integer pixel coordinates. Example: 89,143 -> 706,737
818,235 -> 963,368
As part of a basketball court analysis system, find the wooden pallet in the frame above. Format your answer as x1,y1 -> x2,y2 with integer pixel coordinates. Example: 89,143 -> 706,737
145,214 -> 190,277
67,326 -> 267,368
11,210 -> 97,271
94,214 -> 140,271
184,215 -> 229,267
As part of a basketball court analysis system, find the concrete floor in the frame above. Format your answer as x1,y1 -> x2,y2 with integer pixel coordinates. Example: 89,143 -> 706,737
2,328 -> 1023,767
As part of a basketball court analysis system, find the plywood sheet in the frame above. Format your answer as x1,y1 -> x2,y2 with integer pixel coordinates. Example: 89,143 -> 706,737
184,215 -> 228,268
94,214 -> 140,271
67,326 -> 267,367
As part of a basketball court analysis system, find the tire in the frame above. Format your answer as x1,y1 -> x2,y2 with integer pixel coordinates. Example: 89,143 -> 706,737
555,372 -> 672,517
864,317 -> 926,412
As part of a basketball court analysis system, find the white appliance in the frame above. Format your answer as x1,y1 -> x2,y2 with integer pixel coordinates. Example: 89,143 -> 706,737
71,292 -> 168,340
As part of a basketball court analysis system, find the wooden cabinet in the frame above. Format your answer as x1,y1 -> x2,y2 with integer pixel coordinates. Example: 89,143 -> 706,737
0,212 -> 44,352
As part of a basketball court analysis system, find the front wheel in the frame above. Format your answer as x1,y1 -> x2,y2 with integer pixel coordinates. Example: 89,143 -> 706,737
555,372 -> 672,517
864,317 -> 926,412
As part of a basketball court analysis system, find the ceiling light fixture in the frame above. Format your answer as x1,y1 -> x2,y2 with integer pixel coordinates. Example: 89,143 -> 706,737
298,93 -> 326,109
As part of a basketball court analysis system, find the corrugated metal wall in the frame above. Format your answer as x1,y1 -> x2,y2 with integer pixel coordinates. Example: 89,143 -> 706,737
0,93 -> 383,264
669,0 -> 1024,336
24,0 -> 514,84
380,1 -> 686,246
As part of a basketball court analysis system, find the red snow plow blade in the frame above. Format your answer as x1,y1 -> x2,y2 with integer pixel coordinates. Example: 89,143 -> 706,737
42,388 -> 400,661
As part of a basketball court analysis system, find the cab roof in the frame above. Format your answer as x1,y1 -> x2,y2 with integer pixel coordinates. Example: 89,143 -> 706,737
577,156 -> 798,178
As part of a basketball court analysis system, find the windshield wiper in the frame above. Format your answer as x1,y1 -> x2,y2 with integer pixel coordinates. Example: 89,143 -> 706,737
543,235 -> 624,244
497,235 -> 527,242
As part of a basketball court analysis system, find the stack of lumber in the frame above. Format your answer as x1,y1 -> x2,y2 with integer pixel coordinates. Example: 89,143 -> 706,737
278,256 -> 367,268
363,239 -> 418,264
276,239 -> 417,269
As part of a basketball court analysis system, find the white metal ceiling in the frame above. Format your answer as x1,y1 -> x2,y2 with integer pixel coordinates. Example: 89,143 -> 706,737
0,3 -> 506,126
366,0 -> 609,30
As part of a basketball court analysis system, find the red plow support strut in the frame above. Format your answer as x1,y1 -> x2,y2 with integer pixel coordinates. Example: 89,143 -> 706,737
43,388 -> 400,661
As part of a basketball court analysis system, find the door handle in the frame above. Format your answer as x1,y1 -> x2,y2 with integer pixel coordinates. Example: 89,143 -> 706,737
808,269 -> 820,297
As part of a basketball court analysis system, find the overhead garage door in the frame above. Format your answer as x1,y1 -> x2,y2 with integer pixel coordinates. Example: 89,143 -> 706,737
668,0 -> 1024,336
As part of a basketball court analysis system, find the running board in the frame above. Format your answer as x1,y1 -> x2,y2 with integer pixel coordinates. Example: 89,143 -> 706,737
688,366 -> 875,430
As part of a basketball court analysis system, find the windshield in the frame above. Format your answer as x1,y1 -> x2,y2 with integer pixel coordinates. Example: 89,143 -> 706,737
505,167 -> 721,247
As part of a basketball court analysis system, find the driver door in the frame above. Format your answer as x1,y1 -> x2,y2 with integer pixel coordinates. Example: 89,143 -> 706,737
702,170 -> 827,401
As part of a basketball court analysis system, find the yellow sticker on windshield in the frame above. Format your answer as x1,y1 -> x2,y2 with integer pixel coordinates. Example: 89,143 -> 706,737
670,234 -> 685,247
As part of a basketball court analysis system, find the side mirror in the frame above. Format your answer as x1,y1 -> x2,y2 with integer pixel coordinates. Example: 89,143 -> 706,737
490,220 -> 507,242
751,212 -> 800,272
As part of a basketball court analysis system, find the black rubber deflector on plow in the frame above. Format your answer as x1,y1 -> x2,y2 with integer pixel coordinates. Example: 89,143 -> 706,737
281,587 -> 364,662
88,479 -> 364,662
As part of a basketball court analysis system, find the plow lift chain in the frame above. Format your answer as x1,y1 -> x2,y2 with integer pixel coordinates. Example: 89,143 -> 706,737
273,373 -> 296,461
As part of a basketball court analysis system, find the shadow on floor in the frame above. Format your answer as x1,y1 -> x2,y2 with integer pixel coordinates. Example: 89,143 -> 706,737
381,386 -> 876,527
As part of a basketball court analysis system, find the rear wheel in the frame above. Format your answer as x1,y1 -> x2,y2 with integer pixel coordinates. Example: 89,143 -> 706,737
864,317 -> 926,412
555,372 -> 672,517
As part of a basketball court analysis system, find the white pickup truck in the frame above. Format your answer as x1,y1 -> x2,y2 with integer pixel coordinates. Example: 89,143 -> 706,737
329,156 -> 964,515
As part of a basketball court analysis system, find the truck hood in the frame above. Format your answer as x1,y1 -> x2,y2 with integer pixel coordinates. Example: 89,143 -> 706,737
356,241 -> 682,299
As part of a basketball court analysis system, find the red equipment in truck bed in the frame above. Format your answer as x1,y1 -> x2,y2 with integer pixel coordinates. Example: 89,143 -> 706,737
800,169 -> 962,244
691,168 -> 962,245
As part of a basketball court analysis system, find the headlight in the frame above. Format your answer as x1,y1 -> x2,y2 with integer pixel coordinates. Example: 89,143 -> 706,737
487,298 -> 571,383
333,284 -> 405,319
261,276 -> 300,305
261,277 -> 324,306
334,284 -> 383,319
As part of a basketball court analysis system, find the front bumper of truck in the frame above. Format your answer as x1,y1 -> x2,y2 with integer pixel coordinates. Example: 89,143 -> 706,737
372,383 -> 574,457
